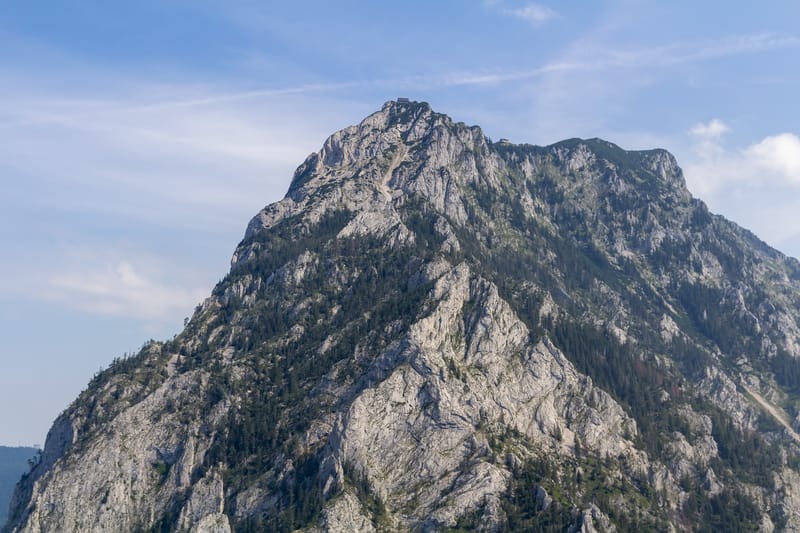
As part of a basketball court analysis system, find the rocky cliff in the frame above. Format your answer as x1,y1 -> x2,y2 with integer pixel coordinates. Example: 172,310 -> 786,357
8,100 -> 800,532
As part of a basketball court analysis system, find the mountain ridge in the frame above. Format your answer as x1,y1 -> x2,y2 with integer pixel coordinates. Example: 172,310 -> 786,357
8,100 -> 800,532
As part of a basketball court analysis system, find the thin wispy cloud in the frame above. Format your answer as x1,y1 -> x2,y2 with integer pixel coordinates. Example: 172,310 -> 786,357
46,259 -> 208,321
122,81 -> 364,113
390,32 -> 800,90
618,33 -> 800,69
0,86 -> 343,220
505,4 -> 558,26
0,241 -> 210,322
483,1 -> 557,28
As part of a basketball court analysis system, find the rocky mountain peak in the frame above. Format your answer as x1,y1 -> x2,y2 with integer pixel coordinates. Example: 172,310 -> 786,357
286,99 -> 484,199
9,102 -> 800,533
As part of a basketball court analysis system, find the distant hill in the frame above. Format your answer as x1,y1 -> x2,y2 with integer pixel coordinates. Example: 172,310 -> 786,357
0,447 -> 38,527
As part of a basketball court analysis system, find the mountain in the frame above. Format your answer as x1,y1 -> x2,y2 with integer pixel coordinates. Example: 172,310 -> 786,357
8,100 -> 800,532
0,447 -> 39,528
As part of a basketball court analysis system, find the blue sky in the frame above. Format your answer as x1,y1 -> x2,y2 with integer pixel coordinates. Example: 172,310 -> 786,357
2,0 -> 800,445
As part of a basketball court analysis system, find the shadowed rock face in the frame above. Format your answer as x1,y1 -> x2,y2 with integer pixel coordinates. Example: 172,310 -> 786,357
8,100 -> 800,532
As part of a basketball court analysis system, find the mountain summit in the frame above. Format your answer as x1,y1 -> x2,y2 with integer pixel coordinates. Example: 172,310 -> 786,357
8,100 -> 800,532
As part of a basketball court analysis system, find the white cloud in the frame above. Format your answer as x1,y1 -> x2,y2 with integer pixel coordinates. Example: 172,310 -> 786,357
746,133 -> 800,185
505,4 -> 557,26
683,123 -> 800,256
689,118 -> 730,140
685,122 -> 800,194
687,118 -> 730,163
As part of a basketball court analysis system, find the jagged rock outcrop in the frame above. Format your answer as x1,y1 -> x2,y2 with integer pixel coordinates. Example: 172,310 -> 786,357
7,100 -> 800,532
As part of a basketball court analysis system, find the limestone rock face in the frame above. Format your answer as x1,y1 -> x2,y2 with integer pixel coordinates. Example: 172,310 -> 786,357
8,100 -> 800,532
